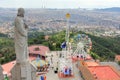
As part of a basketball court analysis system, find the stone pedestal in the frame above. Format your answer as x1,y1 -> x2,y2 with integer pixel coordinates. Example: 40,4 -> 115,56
0,65 -> 4,80
11,62 -> 36,80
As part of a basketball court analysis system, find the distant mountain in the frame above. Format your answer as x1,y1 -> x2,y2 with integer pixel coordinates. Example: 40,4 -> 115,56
96,7 -> 120,12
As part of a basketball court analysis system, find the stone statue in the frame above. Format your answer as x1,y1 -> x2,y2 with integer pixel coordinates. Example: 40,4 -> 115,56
14,8 -> 28,63
11,8 -> 36,80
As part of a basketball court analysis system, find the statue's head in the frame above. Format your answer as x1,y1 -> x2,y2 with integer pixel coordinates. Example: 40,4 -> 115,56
17,8 -> 25,17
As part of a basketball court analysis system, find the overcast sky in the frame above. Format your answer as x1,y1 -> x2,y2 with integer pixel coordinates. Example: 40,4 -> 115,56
0,0 -> 120,9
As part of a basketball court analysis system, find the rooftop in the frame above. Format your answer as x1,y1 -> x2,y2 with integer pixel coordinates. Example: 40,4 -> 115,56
1,56 -> 36,76
85,61 -> 99,66
2,61 -> 15,76
29,45 -> 50,56
88,66 -> 120,80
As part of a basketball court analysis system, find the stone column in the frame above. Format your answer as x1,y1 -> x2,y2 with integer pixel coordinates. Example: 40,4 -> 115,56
11,62 -> 37,80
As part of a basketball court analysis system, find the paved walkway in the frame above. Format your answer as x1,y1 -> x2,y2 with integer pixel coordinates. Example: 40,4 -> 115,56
37,51 -> 83,80
37,62 -> 83,80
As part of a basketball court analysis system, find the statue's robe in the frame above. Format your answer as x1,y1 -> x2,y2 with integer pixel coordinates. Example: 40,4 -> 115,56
14,16 -> 28,63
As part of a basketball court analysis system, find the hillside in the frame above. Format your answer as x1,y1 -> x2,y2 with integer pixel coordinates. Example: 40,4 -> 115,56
0,31 -> 120,64
0,37 -> 15,64
88,34 -> 120,61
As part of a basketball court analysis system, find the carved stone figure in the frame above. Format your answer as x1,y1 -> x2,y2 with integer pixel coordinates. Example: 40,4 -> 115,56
11,8 -> 36,80
14,8 -> 28,63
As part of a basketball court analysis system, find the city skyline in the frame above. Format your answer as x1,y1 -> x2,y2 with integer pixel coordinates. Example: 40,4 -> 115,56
0,0 -> 120,9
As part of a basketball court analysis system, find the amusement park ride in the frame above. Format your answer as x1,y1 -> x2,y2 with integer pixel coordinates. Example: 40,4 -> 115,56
52,13 -> 92,79
71,34 -> 92,61
58,13 -> 74,78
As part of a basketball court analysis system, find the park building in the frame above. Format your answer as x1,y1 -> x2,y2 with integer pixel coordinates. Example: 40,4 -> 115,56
29,45 -> 50,60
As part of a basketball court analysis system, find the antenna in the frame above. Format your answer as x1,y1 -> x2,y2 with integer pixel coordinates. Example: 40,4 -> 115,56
41,0 -> 46,8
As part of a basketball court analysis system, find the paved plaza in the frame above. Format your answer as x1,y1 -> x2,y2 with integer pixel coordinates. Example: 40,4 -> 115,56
37,51 -> 83,80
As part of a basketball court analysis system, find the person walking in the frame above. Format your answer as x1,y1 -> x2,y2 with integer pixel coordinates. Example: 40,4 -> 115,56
44,75 -> 46,80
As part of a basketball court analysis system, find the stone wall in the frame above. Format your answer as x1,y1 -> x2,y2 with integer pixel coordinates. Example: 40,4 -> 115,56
78,61 -> 95,80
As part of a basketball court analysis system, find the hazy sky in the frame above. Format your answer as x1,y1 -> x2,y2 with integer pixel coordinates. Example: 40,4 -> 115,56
0,0 -> 120,9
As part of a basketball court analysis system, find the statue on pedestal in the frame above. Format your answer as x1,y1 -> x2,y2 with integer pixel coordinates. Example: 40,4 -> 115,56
11,8 -> 36,80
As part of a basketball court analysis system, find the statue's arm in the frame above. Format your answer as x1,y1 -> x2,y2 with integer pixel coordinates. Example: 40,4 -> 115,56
15,18 -> 27,37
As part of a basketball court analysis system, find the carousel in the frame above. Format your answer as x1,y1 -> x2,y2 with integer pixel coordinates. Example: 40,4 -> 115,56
32,57 -> 49,72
